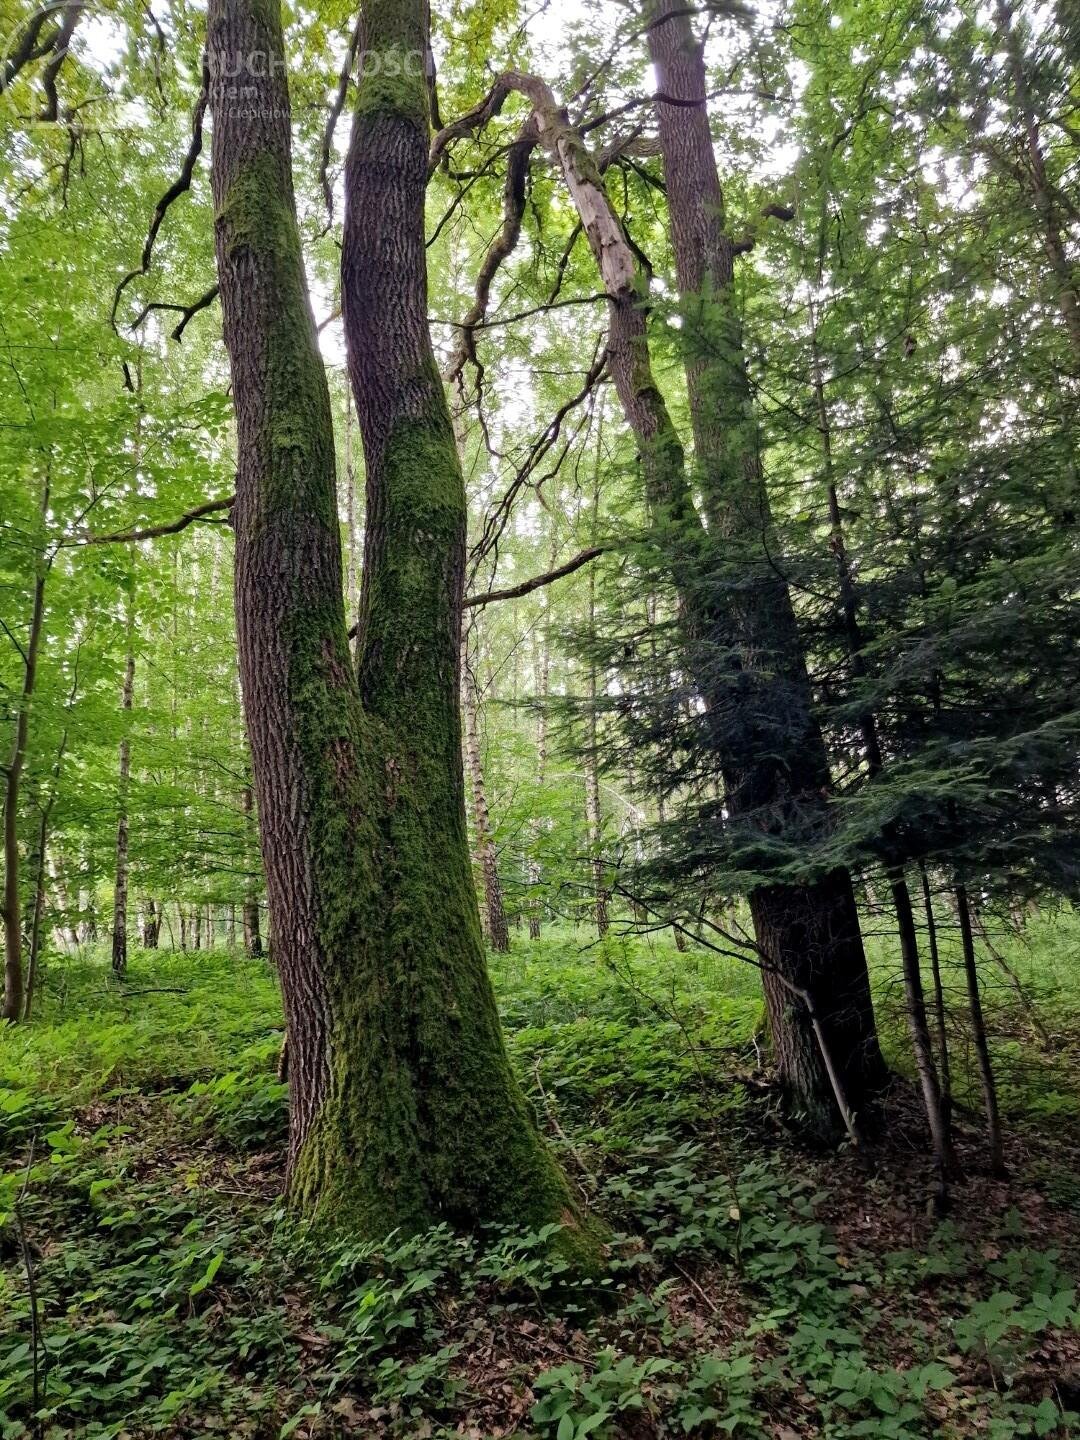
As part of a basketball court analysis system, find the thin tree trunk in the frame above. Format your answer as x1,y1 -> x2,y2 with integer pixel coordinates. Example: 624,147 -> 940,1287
955,882 -> 1008,1177
240,780 -> 262,958
2,471 -> 49,1022
920,864 -> 952,1127
23,813 -> 48,1021
892,871 -> 956,1196
584,427 -> 608,939
344,381 -> 360,649
528,553 -> 554,941
208,0 -> 579,1238
461,630 -> 510,951
111,646 -> 136,974
994,0 -> 1080,362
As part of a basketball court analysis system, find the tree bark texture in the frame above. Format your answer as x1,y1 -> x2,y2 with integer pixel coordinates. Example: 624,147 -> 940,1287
209,0 -> 579,1240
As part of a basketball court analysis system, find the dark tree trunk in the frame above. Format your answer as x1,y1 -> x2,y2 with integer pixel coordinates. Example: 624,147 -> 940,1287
142,898 -> 160,949
495,58 -> 882,1128
208,0 -> 580,1241
642,0 -> 885,1128
890,870 -> 956,1195
920,865 -> 953,1126
3,472 -> 48,1023
489,60 -> 882,1130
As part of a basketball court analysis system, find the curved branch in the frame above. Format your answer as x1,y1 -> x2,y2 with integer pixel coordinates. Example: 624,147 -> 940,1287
445,121 -> 538,394
317,12 -> 364,231
129,282 -> 220,340
463,545 -> 608,608
72,494 -> 234,546
111,55 -> 210,333
0,8 -> 59,95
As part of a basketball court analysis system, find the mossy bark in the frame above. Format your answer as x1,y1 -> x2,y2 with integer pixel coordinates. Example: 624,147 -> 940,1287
208,0 -> 584,1243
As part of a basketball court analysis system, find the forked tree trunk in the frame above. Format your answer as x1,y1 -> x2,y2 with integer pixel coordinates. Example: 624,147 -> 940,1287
461,632 -> 511,952
208,0 -> 580,1240
111,646 -> 136,974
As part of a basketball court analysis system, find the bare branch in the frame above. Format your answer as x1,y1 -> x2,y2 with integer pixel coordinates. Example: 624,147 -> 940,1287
111,55 -> 210,333
129,283 -> 220,340
317,12 -> 364,231
464,545 -> 608,608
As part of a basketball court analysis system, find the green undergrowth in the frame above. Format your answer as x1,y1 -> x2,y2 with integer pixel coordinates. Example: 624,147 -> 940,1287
1,923 -> 1079,1438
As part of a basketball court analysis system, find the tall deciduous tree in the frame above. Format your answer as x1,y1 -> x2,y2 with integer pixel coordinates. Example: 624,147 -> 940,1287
207,0 -> 582,1238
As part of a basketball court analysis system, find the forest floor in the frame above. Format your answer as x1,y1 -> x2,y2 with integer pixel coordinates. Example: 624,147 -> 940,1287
2,917 -> 1080,1439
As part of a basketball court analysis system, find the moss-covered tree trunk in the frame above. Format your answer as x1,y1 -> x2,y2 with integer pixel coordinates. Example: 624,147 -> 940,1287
208,0 -> 579,1238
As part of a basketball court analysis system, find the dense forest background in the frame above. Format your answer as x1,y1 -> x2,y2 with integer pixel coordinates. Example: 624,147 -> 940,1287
1,0 -> 1079,1433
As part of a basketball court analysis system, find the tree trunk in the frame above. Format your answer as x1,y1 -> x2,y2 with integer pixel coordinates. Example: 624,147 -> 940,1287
23,811 -> 49,1021
955,882 -> 1008,1177
344,381 -> 360,648
528,568 -> 553,941
920,865 -> 952,1126
142,898 -> 160,948
240,781 -> 263,958
208,0 -> 579,1240
584,435 -> 608,939
2,472 -> 49,1023
891,870 -> 956,1196
111,646 -> 136,974
462,630 -> 510,952
642,0 -> 885,1127
994,0 -> 1080,363
496,58 -> 883,1128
